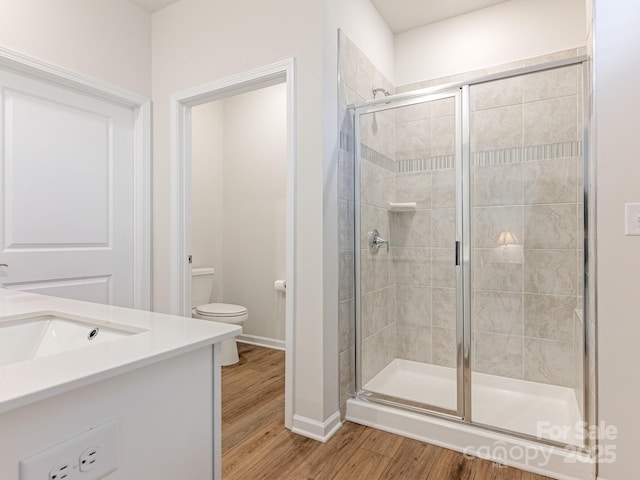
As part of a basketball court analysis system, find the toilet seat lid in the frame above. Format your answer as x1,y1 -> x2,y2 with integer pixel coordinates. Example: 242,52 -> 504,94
196,303 -> 248,317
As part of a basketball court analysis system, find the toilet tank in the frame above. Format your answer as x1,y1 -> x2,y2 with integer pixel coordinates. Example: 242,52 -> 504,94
191,267 -> 215,308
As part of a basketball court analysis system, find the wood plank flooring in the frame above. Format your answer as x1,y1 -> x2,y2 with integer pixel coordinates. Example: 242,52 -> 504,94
222,344 -> 552,480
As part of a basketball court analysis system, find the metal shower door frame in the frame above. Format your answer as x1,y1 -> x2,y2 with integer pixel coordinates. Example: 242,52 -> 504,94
352,88 -> 468,419
350,55 -> 594,453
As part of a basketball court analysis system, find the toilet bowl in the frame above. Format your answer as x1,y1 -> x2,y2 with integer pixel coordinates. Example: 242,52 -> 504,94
192,303 -> 248,366
191,267 -> 248,366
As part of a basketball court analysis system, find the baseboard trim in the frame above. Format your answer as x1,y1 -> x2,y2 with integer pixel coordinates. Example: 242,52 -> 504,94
291,411 -> 342,443
237,334 -> 285,351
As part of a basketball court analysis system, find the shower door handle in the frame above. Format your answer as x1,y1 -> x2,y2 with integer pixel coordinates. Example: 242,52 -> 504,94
455,241 -> 461,266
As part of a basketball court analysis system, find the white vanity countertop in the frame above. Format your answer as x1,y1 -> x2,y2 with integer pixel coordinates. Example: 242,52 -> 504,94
0,289 -> 241,414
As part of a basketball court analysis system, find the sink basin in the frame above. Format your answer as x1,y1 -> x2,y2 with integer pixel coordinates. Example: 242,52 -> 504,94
0,312 -> 142,366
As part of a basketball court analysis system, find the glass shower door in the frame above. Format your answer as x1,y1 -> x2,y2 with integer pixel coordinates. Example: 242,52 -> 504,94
469,64 -> 586,446
354,89 -> 464,415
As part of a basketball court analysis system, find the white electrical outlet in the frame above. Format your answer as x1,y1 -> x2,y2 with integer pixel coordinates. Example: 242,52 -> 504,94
79,447 -> 100,472
625,203 -> 640,236
19,419 -> 118,480
49,463 -> 72,480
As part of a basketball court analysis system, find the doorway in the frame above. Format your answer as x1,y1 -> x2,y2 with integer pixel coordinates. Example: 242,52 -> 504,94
170,59 -> 295,428
191,82 -> 287,349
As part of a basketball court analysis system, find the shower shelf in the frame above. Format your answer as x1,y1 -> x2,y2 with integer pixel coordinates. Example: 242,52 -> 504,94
388,202 -> 417,212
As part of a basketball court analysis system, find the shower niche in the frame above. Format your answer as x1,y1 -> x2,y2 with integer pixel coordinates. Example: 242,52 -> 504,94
350,60 -> 588,450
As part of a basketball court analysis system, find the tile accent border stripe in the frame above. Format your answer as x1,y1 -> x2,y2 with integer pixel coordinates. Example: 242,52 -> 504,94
395,141 -> 582,174
361,144 -> 395,172
348,137 -> 582,175
473,141 -> 582,168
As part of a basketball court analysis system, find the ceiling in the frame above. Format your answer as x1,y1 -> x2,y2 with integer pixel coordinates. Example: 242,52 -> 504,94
370,0 -> 509,33
129,0 -> 509,33
129,0 -> 179,13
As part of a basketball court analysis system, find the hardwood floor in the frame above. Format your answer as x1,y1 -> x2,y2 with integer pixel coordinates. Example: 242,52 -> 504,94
221,344 -> 552,480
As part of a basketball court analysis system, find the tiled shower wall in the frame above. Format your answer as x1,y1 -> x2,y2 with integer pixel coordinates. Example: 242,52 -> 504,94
467,65 -> 583,388
338,31 -> 395,415
391,98 -> 458,369
338,30 -> 587,417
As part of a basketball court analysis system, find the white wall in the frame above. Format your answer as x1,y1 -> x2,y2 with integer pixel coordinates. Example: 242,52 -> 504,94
151,0 -> 334,428
594,1 -> 640,478
394,0 -> 586,86
222,84 -> 287,341
191,100 -> 225,301
0,348 -> 214,480
191,84 -> 287,342
0,0 -> 151,96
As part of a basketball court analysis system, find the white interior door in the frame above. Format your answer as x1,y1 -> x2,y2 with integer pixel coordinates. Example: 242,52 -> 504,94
0,67 -> 135,307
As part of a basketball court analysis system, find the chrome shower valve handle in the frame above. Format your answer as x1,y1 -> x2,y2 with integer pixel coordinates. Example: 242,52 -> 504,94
368,229 -> 389,254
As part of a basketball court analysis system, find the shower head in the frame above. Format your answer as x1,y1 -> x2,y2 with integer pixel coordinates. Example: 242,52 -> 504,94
372,87 -> 391,98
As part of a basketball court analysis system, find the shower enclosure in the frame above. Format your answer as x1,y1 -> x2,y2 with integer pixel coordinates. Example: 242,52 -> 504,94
351,58 -> 588,449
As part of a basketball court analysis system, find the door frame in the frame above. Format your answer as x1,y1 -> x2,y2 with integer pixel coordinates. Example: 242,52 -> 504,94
169,58 -> 296,428
0,46 -> 152,310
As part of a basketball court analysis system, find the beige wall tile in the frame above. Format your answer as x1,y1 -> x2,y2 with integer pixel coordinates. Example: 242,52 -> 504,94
432,247 -> 456,288
390,209 -> 431,247
431,115 -> 456,156
397,324 -> 431,363
432,327 -> 457,368
339,250 -> 354,301
523,96 -> 578,146
360,159 -> 392,208
524,204 -> 577,249
396,119 -> 431,160
361,111 -> 396,160
471,104 -> 523,151
472,164 -> 522,207
339,298 -> 355,354
432,170 -> 456,208
524,249 -> 577,295
473,206 -> 523,249
474,332 -> 523,379
362,324 -> 396,385
432,287 -> 456,328
362,287 -> 394,338
524,294 -> 575,341
523,65 -> 578,103
523,157 -> 578,205
432,207 -> 456,248
471,76 -> 523,111
395,101 -> 431,123
355,47 -> 374,100
338,148 -> 354,202
392,247 -> 431,286
524,337 -> 573,387
396,286 -> 431,326
339,199 -> 354,251
473,248 -> 523,293
338,33 -> 359,95
394,172 -> 432,209
431,97 -> 456,117
339,346 -> 355,408
473,290 -> 523,335
360,250 -> 390,295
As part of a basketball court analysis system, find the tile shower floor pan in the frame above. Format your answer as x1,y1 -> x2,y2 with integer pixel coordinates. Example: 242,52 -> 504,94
364,359 -> 584,447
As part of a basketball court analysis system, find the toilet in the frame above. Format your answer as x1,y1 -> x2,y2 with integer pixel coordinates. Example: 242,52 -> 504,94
191,267 -> 248,366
